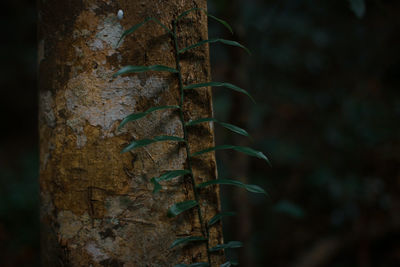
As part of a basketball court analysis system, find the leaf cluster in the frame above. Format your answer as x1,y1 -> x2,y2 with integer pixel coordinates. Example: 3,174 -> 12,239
114,8 -> 270,267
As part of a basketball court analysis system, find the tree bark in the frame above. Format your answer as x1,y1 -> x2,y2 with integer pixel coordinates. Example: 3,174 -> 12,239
38,0 -> 223,266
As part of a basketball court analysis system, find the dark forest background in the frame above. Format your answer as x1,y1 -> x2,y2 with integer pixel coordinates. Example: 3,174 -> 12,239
1,0 -> 399,266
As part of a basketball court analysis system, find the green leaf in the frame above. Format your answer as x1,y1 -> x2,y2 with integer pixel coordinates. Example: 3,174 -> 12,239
220,261 -> 239,267
113,65 -> 178,77
121,135 -> 185,153
197,179 -> 267,196
118,17 -> 172,45
174,263 -> 210,267
208,212 -> 236,226
186,118 -> 249,137
209,241 -> 243,252
170,236 -> 207,249
191,145 -> 270,165
184,82 -> 255,103
167,200 -> 198,217
348,0 -> 366,19
118,105 -> 180,130
179,38 -> 250,55
176,8 -> 233,34
154,170 -> 191,183
150,178 -> 162,194
218,122 -> 249,137
207,13 -> 233,34
151,170 -> 191,193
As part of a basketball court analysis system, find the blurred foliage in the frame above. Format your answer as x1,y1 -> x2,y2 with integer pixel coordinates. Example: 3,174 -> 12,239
0,152 -> 39,266
209,0 -> 400,266
0,0 -> 39,266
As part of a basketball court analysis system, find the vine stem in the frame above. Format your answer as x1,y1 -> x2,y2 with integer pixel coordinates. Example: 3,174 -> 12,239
172,20 -> 212,266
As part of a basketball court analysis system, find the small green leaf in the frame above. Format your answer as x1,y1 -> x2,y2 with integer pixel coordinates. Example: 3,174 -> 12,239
167,200 -> 198,217
209,241 -> 243,252
118,17 -> 172,45
184,82 -> 255,103
191,145 -> 270,165
197,179 -> 267,196
176,8 -> 233,34
170,236 -> 207,248
177,7 -> 200,20
152,135 -> 184,142
208,212 -> 236,226
150,178 -> 162,194
220,261 -> 239,267
151,170 -> 191,193
113,65 -> 178,77
207,14 -> 233,34
174,263 -> 210,267
121,135 -> 185,153
155,170 -> 191,182
118,105 -> 179,130
179,38 -> 250,55
186,118 -> 249,137
218,122 -> 249,137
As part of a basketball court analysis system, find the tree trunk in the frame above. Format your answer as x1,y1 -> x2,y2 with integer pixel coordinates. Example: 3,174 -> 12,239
38,1 -> 223,266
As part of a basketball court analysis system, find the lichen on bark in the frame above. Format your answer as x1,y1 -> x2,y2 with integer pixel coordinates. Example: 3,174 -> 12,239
39,0 -> 223,266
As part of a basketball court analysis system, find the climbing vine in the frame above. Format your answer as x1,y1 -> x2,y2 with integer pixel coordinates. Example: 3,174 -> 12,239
113,8 -> 269,267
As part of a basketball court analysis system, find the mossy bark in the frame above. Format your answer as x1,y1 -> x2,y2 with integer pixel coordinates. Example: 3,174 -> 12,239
38,0 -> 223,266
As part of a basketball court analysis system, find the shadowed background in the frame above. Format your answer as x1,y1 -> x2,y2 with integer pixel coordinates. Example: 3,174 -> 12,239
1,0 -> 399,266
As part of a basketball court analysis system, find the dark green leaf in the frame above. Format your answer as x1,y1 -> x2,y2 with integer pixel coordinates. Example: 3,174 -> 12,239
155,170 -> 191,182
170,236 -> 207,248
218,122 -> 249,137
186,118 -> 249,137
197,179 -> 267,196
184,82 -> 255,103
113,65 -> 178,77
209,241 -> 243,252
208,212 -> 236,226
220,261 -> 239,267
167,200 -> 198,217
174,264 -> 209,267
151,170 -> 191,193
191,145 -> 270,165
179,38 -> 250,55
121,135 -> 185,153
150,178 -> 162,194
207,14 -> 233,34
118,17 -> 172,45
152,135 -> 184,142
176,8 -> 232,34
118,105 -> 179,130
348,0 -> 366,18
177,7 -> 200,20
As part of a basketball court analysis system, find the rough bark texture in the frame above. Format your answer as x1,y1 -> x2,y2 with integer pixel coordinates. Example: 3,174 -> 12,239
38,0 -> 223,266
